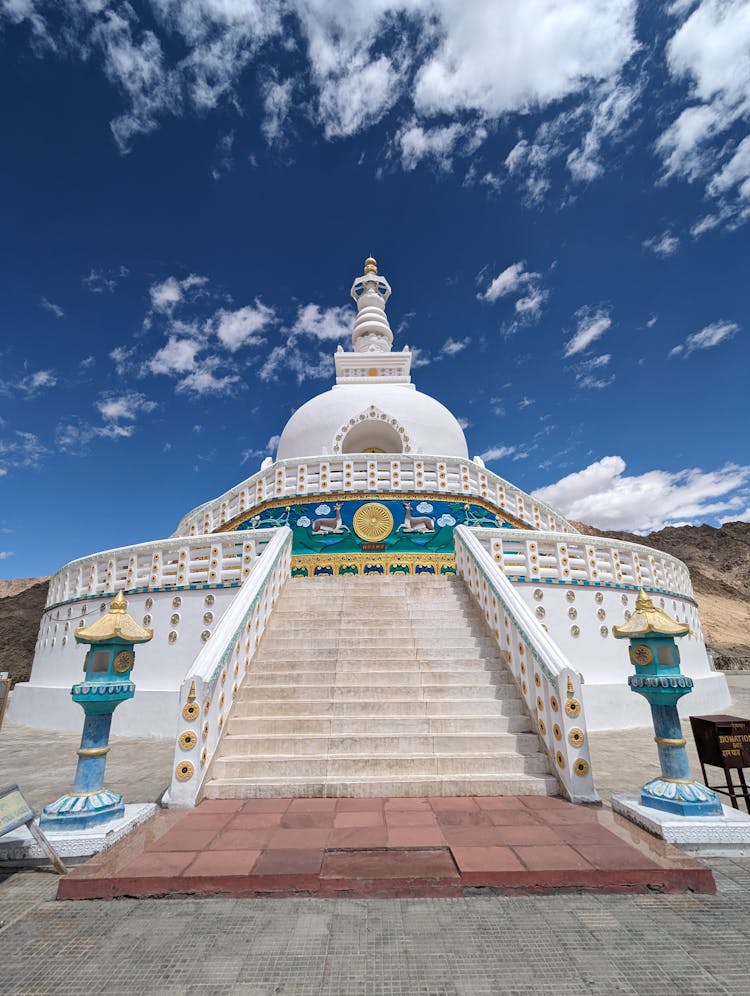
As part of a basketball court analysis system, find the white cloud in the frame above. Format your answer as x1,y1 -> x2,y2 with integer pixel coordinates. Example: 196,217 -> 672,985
95,391 -> 156,425
241,433 -> 280,463
479,261 -> 548,323
261,77 -> 294,144
0,429 -> 47,475
643,231 -> 681,257
0,368 -> 57,399
149,273 -> 207,313
564,305 -> 612,357
657,0 -> 750,229
456,416 -> 471,430
439,336 -> 470,357
176,360 -> 241,396
573,353 -> 614,390
292,303 -> 352,341
83,265 -> 128,293
40,296 -> 63,318
478,444 -> 516,463
57,391 -> 157,451
213,301 -> 275,351
0,550 -> 13,560
148,336 -> 202,376
535,454 -> 750,531
395,120 -> 486,172
669,319 -> 739,358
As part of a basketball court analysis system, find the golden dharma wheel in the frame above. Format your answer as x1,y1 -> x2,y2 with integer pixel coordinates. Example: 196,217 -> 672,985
353,502 -> 394,543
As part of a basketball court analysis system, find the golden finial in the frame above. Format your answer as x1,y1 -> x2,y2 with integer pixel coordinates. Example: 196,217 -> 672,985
613,589 -> 690,639
75,589 -> 153,645
364,256 -> 378,275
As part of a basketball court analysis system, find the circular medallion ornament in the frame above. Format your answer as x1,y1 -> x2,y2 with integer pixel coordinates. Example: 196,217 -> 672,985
353,502 -> 394,542
565,698 -> 582,718
179,731 -> 197,750
175,761 -> 194,782
568,727 -> 585,748
630,644 -> 654,667
113,650 -> 134,674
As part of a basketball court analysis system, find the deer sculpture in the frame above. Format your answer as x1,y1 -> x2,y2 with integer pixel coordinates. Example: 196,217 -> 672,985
396,502 -> 435,533
312,502 -> 350,534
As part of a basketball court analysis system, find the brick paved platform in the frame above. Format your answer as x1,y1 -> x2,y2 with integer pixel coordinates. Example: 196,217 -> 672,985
57,795 -> 713,899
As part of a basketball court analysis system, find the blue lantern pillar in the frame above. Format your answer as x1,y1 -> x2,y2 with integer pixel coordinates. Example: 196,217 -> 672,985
40,591 -> 153,831
614,590 -> 722,817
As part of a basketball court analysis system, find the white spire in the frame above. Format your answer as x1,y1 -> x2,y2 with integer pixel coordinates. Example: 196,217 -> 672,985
350,256 -> 393,352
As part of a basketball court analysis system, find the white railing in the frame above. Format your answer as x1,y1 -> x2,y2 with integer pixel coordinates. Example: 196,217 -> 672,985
468,529 -> 694,601
167,527 -> 293,807
45,531 -> 280,608
171,455 -> 577,537
454,526 -> 598,803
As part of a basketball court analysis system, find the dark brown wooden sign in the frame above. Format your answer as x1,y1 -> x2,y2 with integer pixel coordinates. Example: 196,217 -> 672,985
690,714 -> 750,811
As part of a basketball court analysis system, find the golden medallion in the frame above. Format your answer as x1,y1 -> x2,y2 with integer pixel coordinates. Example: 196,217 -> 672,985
352,502 -> 394,542
629,644 -> 654,667
113,650 -> 134,674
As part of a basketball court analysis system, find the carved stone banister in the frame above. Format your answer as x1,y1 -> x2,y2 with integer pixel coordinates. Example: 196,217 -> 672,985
454,526 -> 598,804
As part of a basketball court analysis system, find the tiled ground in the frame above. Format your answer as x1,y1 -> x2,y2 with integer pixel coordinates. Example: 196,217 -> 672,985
58,795 -> 712,900
3,859 -> 750,995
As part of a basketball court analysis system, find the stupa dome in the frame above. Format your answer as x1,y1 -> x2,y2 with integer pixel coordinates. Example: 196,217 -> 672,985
275,257 -> 469,461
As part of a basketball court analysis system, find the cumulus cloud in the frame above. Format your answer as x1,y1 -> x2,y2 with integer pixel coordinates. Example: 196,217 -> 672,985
535,454 -> 750,531
439,336 -> 470,357
478,444 -> 517,462
149,273 -> 207,313
395,120 -> 486,172
479,261 -> 548,327
241,433 -> 281,463
564,305 -> 612,357
669,319 -> 739,358
0,368 -> 57,399
292,303 -> 352,341
57,391 -> 157,451
212,301 -> 275,351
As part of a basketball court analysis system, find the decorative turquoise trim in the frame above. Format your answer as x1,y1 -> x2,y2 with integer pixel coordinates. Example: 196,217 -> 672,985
45,580 -> 242,614
501,575 -> 697,607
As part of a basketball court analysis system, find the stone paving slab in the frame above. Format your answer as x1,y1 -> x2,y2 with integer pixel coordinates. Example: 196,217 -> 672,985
57,795 -> 713,900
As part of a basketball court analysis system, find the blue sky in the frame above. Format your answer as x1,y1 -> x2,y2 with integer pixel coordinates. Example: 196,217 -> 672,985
1,0 -> 749,576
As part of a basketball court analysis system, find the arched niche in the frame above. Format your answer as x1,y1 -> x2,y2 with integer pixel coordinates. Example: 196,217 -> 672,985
341,419 -> 404,454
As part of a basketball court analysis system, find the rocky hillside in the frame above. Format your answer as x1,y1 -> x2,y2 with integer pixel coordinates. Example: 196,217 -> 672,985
0,520 -> 748,686
572,519 -> 750,664
0,578 -> 50,686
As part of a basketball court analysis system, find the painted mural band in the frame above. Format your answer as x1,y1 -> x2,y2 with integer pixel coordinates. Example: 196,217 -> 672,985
233,494 -> 518,576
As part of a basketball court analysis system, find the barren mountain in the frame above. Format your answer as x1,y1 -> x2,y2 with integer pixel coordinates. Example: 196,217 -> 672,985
0,578 -> 50,686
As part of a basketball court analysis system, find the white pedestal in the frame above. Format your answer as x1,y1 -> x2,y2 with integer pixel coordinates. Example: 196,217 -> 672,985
612,794 -> 750,857
0,803 -> 156,865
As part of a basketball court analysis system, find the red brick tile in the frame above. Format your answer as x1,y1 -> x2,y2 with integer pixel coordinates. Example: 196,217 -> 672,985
556,823 -> 625,846
184,849 -> 261,876
439,827 -> 508,847
146,829 -> 218,852
321,848 -> 458,880
281,812 -> 335,829
336,798 -> 384,811
267,828 -> 330,849
334,811 -> 385,829
451,846 -> 525,873
240,799 -> 291,813
328,827 -> 389,848
287,798 -> 337,812
195,800 -> 244,813
384,797 -> 432,811
387,826 -> 447,847
117,851 -> 198,878
229,812 -> 285,829
485,809 -> 546,827
518,795 -> 565,810
434,810 -> 494,828
209,829 -> 275,851
428,797 -> 479,812
175,812 -> 236,831
513,844 -> 594,871
575,845 -> 660,870
485,825 -> 562,847
385,810 -> 439,827
252,848 -> 324,875
475,796 -> 528,811
538,806 -> 599,825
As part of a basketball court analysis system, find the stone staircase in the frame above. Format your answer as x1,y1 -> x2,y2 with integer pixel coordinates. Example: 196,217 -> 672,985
204,575 -> 558,799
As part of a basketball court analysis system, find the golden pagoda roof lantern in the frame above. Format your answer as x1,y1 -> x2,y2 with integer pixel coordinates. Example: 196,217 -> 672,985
75,591 -> 154,646
612,590 -> 690,639
364,256 -> 378,275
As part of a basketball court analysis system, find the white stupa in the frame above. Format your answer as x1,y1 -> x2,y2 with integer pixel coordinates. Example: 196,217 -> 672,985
9,258 -> 729,805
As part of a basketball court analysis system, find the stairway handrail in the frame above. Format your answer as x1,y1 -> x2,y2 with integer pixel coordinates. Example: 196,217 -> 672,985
167,526 -> 292,807
454,525 -> 599,803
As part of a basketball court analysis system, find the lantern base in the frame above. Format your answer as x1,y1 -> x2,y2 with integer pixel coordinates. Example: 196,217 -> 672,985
39,789 -> 125,831
640,777 -> 723,816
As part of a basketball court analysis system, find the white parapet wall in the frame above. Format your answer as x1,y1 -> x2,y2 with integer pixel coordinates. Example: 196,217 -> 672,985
8,530 -> 282,737
171,454 -> 579,536
467,528 -> 730,729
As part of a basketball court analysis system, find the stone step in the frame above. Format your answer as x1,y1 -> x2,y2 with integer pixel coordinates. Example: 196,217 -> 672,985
260,636 -> 497,651
212,751 -> 551,780
218,732 -> 543,757
243,670 -> 512,688
236,683 -> 517,701
226,715 -> 534,736
251,658 -> 506,674
236,698 -> 527,718
204,773 -> 559,799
